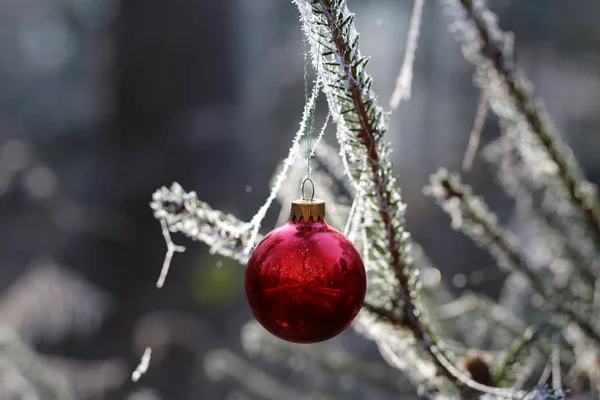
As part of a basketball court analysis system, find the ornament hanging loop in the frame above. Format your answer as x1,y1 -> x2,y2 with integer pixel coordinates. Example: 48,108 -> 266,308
293,179 -> 324,221
301,178 -> 315,202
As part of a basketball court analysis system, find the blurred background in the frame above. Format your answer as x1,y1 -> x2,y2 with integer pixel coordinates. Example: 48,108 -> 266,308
0,0 -> 599,398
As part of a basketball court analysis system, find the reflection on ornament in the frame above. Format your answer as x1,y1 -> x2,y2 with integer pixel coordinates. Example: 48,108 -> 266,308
245,196 -> 366,343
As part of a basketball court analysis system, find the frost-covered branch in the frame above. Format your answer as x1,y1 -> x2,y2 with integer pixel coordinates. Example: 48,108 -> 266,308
425,169 -> 600,345
444,0 -> 600,246
151,183 -> 256,265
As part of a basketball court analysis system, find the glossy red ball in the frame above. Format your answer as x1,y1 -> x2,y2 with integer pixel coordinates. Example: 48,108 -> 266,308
245,217 -> 366,343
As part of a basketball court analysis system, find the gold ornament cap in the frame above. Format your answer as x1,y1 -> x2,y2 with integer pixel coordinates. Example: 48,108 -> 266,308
290,178 -> 326,221
290,198 -> 326,222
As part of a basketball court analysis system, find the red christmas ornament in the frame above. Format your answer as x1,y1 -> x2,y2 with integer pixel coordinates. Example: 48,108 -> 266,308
245,192 -> 366,343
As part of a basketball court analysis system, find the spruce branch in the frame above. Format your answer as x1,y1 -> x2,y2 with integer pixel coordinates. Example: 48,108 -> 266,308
298,0 -> 415,335
294,0 -> 478,393
425,169 -> 600,346
444,0 -> 600,246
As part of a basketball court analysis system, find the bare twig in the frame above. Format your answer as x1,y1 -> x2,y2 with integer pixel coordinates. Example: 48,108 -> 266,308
390,0 -> 425,109
131,348 -> 152,383
428,170 -> 600,345
551,335 -> 561,390
156,220 -> 186,289
462,90 -> 489,171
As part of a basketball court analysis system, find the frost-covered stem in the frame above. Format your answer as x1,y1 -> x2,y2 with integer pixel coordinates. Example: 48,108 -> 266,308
536,361 -> 552,387
247,77 -> 322,252
455,0 -> 600,244
390,0 -> 425,108
156,220 -> 185,288
131,348 -> 152,382
551,336 -> 561,390
462,89 -> 489,171
436,174 -> 600,345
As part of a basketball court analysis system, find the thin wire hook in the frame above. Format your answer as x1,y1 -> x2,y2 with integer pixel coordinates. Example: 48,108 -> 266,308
301,178 -> 315,201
